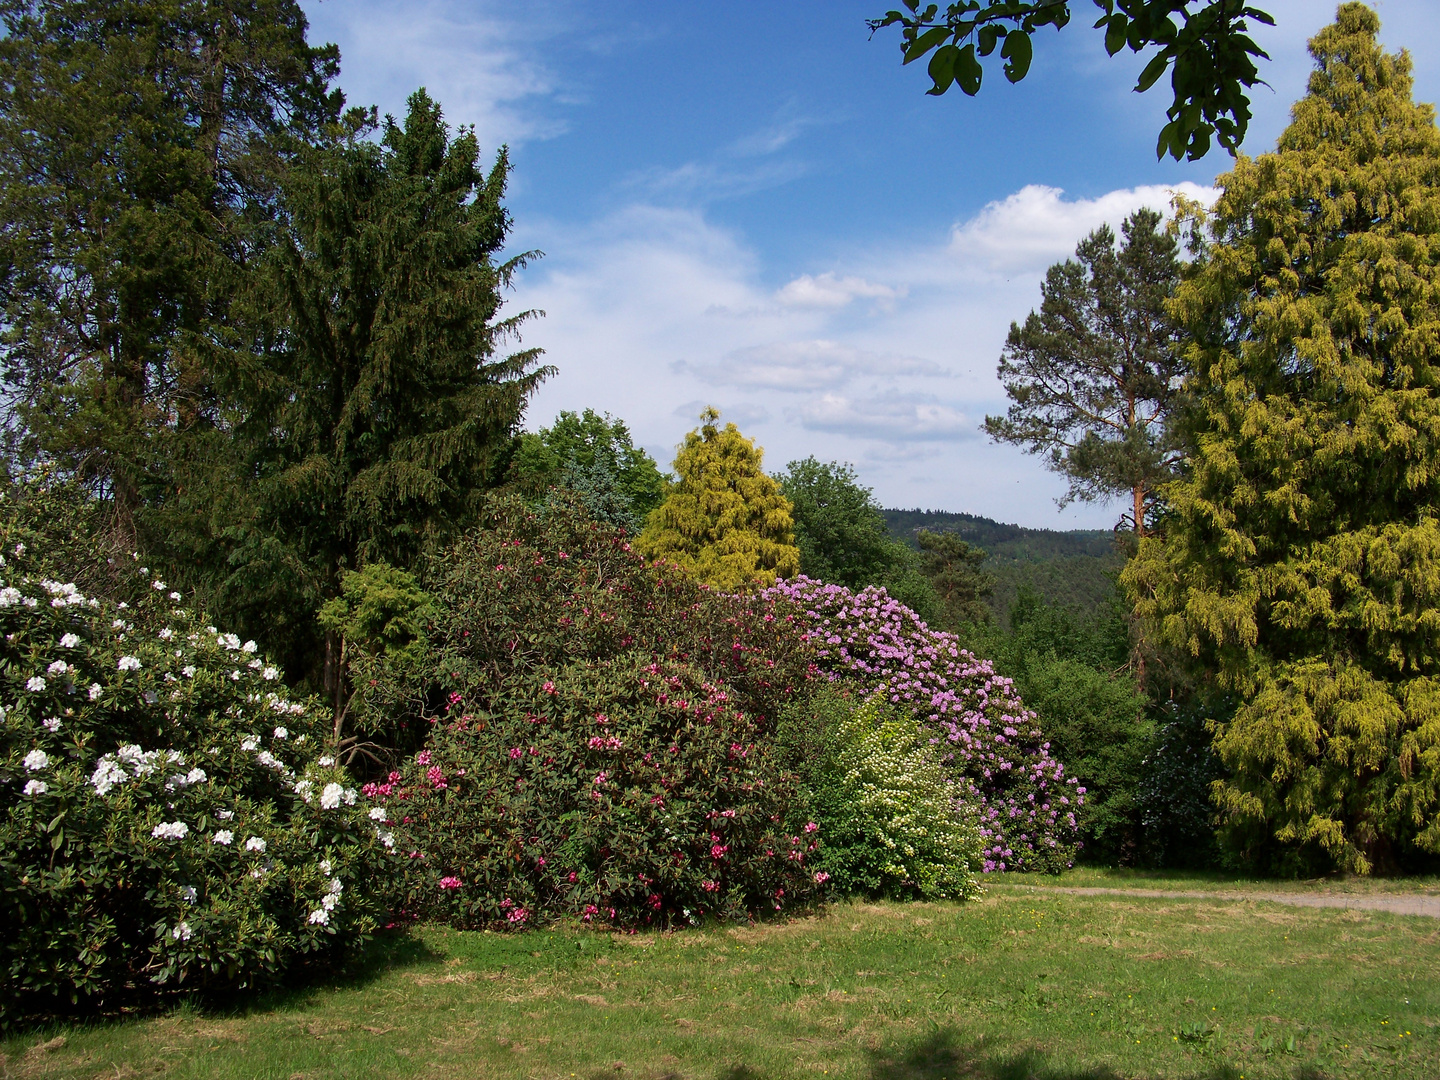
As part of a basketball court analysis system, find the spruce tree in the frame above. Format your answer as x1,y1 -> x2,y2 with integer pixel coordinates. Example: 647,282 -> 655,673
1123,3 -> 1440,873
197,91 -> 550,687
637,408 -> 799,590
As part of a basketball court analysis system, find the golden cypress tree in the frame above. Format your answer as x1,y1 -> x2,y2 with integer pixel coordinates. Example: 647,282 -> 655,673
1123,3 -> 1440,874
637,408 -> 800,590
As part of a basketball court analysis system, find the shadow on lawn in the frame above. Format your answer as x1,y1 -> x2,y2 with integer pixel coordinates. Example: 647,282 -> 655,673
862,1027 -> 1328,1080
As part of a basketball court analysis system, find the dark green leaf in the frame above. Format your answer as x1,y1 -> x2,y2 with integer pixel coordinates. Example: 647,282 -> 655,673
1001,30 -> 1032,84
903,25 -> 951,64
1136,51 -> 1169,93
1104,15 -> 1128,57
926,44 -> 959,94
955,42 -> 983,96
977,23 -> 1003,57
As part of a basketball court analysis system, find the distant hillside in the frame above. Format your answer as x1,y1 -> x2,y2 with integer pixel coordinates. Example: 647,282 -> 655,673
882,508 -> 1124,627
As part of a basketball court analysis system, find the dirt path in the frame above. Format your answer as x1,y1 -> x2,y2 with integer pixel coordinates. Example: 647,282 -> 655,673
992,884 -> 1440,918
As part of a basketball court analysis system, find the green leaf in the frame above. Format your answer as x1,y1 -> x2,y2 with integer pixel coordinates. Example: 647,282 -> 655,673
1136,51 -> 1169,93
1001,30 -> 1032,84
954,43 -> 983,96
926,44 -> 959,95
977,23 -> 1002,57
903,26 -> 951,64
1104,15 -> 1128,57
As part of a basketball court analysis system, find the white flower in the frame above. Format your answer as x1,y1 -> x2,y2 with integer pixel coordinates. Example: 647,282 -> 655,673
25,676 -> 45,692
293,779 -> 313,803
219,633 -> 241,650
88,683 -> 103,700
22,779 -> 47,796
13,543 -> 23,555
0,586 -> 20,606
319,782 -> 344,810
118,656 -> 142,672
22,598 -> 37,608
59,633 -> 81,649
320,859 -> 333,875
23,749 -> 49,771
368,806 -> 387,822
318,755 -> 335,768
42,717 -> 61,733
171,921 -> 192,942
116,601 -> 128,609
244,836 -> 266,853
230,670 -> 241,681
181,664 -> 198,678
344,787 -> 357,805
262,666 -> 279,681
328,877 -> 343,894
184,767 -> 207,785
170,591 -> 182,601
294,734 -> 307,744
307,908 -> 329,926
377,829 -> 395,849
255,750 -> 284,770
159,628 -> 173,641
242,640 -> 257,654
273,726 -> 288,740
217,809 -> 234,821
240,736 -> 260,751
152,821 -> 190,841
112,619 -> 127,630
181,886 -> 197,903
90,757 -> 127,795
152,580 -> 166,590
212,830 -> 234,845
321,892 -> 339,911
45,660 -> 68,677
247,658 -> 262,670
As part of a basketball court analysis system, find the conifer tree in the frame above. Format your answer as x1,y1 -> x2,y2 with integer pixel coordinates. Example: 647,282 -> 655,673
636,408 -> 799,590
1123,3 -> 1440,874
197,91 -> 550,686
0,0 -> 341,544
916,530 -> 995,627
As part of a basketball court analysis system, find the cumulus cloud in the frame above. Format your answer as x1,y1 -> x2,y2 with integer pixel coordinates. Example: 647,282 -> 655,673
675,340 -> 944,392
791,391 -> 973,443
774,273 -> 903,309
947,182 -> 1218,275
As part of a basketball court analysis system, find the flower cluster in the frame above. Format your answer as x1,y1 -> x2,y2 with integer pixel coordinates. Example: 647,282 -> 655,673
762,577 -> 1082,872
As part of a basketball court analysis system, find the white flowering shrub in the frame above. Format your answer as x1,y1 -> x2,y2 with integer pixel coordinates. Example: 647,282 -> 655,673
0,490 -> 394,1023
778,689 -> 983,900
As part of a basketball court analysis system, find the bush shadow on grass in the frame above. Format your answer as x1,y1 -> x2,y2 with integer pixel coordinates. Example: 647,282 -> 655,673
1,927 -> 440,1039
863,1026 -> 1326,1080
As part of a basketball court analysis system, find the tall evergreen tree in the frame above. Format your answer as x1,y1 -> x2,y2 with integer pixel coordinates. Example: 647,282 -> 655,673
985,209 -> 1184,537
1124,3 -> 1440,874
0,0 -> 341,543
636,408 -> 799,591
915,529 -> 995,627
196,91 -> 550,687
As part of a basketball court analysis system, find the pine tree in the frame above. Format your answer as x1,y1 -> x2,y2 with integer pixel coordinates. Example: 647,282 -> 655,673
1123,3 -> 1440,874
985,208 -> 1185,536
916,530 -> 994,627
0,0 -> 341,544
636,408 -> 799,590
195,91 -> 550,687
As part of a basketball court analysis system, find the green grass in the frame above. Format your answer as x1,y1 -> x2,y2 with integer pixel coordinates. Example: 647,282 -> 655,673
998,867 -> 1440,896
6,885 -> 1438,1080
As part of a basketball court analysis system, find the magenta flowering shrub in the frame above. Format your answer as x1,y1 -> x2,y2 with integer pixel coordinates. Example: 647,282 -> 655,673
762,577 -> 1083,872
374,655 -> 819,929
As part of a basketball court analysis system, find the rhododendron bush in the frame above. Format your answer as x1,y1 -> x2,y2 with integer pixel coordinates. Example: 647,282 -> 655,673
763,577 -> 1082,872
0,484 -> 391,1023
357,495 -> 820,927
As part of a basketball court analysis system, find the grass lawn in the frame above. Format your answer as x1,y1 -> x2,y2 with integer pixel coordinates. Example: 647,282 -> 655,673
5,880 -> 1437,1080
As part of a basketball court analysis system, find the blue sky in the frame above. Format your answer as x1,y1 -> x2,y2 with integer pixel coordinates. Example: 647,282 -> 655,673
302,0 -> 1440,528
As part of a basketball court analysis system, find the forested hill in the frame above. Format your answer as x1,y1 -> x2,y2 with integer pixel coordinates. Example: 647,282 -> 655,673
882,509 -> 1115,562
882,508 -> 1123,625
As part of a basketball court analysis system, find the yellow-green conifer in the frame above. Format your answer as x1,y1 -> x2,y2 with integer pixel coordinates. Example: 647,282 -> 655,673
637,409 -> 800,590
1123,3 -> 1440,874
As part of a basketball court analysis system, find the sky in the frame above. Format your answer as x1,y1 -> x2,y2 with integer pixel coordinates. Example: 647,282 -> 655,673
300,0 -> 1440,529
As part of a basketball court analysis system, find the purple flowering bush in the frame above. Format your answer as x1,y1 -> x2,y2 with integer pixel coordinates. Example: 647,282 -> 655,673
0,484 -> 392,1023
762,577 -> 1083,872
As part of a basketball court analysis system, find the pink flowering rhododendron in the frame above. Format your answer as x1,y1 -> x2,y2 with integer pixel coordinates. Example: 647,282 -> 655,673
762,576 -> 1082,872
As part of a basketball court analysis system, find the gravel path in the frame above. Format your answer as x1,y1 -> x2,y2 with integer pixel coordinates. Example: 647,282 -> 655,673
993,884 -> 1440,918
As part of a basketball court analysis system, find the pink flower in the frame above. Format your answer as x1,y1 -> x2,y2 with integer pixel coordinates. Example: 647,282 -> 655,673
438,876 -> 462,890
814,871 -> 831,884
507,907 -> 529,924
804,821 -> 819,834
701,879 -> 719,892
542,680 -> 557,695
509,747 -> 524,760
426,765 -> 448,790
415,750 -> 432,767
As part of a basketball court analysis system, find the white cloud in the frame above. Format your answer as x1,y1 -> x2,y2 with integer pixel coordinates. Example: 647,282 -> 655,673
774,273 -> 903,309
675,340 -> 944,392
947,183 -> 1219,275
792,392 -> 973,442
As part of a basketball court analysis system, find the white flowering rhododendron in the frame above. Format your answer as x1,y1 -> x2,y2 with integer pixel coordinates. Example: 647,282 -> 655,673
0,485 -> 395,1023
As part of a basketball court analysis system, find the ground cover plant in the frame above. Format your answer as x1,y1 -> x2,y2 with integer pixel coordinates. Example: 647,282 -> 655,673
764,576 -> 1081,872
0,484 -> 391,1025
7,882 -> 1438,1079
347,494 -> 822,929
